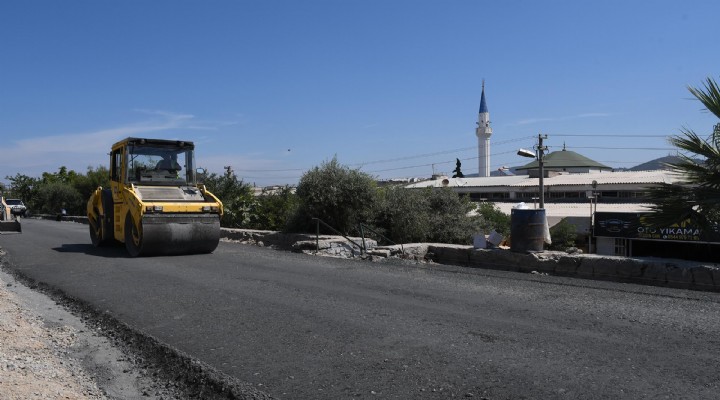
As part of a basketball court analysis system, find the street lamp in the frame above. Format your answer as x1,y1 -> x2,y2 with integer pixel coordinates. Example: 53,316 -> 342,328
517,148 -> 535,158
517,134 -> 548,208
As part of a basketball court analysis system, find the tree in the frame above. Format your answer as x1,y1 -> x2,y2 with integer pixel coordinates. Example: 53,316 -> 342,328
5,173 -> 39,206
201,170 -> 254,228
645,77 -> 720,235
373,185 -> 431,243
293,157 -> 377,234
425,188 -> 481,244
41,166 -> 76,185
372,186 -> 490,245
246,186 -> 299,231
548,218 -> 578,250
475,202 -> 511,237
35,182 -> 84,215
72,166 -> 110,199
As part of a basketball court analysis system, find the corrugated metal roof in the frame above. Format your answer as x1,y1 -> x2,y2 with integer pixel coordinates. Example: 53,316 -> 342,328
509,170 -> 683,187
405,175 -> 527,188
493,202 -> 654,218
516,149 -> 612,171
405,170 -> 683,189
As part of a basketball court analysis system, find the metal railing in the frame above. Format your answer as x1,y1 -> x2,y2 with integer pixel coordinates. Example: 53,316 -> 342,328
311,218 -> 405,257
357,223 -> 405,256
312,218 -> 365,256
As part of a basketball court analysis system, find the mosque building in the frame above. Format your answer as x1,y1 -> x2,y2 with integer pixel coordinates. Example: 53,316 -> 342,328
404,83 -> 720,261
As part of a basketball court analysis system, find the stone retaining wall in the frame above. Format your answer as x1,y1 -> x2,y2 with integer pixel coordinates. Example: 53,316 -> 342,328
34,216 -> 720,292
425,245 -> 720,292
221,228 -> 377,258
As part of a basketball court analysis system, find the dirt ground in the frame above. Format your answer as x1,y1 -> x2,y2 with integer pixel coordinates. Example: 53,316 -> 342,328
0,272 -> 109,399
0,261 -> 185,399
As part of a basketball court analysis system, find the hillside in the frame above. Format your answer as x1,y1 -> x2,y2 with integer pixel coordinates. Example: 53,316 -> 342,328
628,155 -> 701,171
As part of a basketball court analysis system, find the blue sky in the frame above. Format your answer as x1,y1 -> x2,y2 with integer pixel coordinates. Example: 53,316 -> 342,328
1,0 -> 718,187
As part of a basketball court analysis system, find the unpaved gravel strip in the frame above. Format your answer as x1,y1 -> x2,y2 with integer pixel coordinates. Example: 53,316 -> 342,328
0,255 -> 188,400
0,245 -> 271,400
0,270 -> 109,399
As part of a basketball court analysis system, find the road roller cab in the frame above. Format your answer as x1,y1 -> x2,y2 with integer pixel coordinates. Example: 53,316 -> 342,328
87,138 -> 223,256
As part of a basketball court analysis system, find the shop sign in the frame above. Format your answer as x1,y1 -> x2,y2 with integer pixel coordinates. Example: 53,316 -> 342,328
594,212 -> 720,243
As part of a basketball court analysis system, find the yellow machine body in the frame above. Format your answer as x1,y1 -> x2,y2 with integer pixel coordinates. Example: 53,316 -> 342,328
0,197 -> 22,234
87,137 -> 223,256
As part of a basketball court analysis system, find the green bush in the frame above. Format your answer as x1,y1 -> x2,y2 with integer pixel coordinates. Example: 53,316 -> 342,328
293,157 -> 377,234
5,173 -> 39,210
6,166 -> 109,216
3,160 -> 503,248
201,172 -> 254,228
373,185 -> 431,243
475,202 -> 511,237
425,188 -> 481,244
548,218 -> 578,250
245,186 -> 299,231
372,186 -> 482,245
72,166 -> 110,199
35,182 -> 84,215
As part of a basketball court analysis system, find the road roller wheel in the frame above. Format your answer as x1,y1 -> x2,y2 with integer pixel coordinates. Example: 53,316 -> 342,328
89,210 -> 103,247
90,207 -> 113,247
125,214 -> 143,257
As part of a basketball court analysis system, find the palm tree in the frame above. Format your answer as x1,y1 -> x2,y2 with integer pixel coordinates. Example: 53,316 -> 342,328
644,77 -> 720,236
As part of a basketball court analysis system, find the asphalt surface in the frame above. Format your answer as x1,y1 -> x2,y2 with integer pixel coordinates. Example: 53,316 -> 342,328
1,218 -> 719,399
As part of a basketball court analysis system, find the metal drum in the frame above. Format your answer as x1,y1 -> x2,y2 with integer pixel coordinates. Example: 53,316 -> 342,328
510,208 -> 546,253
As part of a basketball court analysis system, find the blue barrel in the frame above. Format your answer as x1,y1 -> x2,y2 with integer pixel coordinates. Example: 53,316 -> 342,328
510,208 -> 546,253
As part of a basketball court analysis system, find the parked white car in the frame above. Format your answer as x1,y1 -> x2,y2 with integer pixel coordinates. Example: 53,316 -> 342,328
5,199 -> 27,217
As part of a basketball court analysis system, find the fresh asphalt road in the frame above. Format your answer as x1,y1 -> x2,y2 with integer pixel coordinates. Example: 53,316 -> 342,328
1,219 -> 719,399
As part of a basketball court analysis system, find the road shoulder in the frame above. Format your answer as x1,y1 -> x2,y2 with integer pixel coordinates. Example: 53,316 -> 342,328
0,258 -> 184,399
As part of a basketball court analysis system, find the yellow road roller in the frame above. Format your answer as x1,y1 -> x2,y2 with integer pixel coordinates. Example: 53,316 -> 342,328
87,137 -> 223,256
0,197 -> 22,234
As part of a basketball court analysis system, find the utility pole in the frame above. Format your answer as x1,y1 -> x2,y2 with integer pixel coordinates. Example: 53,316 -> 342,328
516,134 -> 549,208
536,134 -> 548,209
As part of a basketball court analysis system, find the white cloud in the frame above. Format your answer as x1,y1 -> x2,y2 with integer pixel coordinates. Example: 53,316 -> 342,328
0,110 -> 232,181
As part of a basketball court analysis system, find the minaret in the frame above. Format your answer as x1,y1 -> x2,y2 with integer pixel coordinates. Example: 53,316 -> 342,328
475,80 -> 492,177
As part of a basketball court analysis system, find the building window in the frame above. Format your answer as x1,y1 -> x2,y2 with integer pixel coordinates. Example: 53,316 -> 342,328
516,192 -> 539,199
111,150 -> 122,182
614,238 -> 627,256
489,192 -> 509,200
548,191 -> 581,199
601,191 -> 619,198
469,193 -> 486,202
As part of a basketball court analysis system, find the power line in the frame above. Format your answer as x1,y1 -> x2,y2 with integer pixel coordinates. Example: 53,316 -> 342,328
552,134 -> 671,138
233,136 -> 535,174
241,175 -> 303,180
567,146 -> 675,150
232,134 -> 674,179
232,167 -> 306,172
364,150 -> 520,173
349,136 -> 534,167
